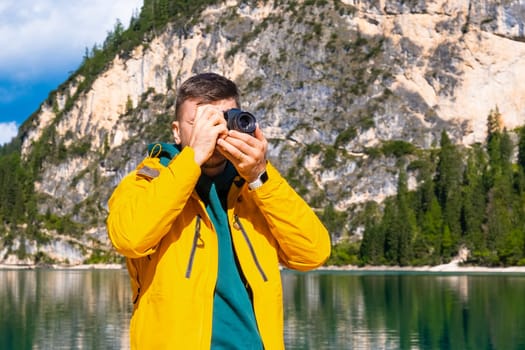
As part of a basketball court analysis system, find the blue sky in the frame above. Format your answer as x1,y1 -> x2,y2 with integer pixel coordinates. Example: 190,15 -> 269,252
0,0 -> 143,145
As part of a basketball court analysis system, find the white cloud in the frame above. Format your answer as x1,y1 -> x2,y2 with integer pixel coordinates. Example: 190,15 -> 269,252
0,0 -> 143,81
0,122 -> 18,145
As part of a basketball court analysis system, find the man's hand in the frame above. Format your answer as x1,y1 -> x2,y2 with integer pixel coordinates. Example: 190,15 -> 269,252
217,126 -> 268,182
189,105 -> 228,166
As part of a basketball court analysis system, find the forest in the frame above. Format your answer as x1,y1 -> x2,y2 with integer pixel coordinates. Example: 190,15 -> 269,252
330,110 -> 525,267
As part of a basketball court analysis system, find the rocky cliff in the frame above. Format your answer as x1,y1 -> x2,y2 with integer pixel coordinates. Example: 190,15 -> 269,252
4,0 -> 525,265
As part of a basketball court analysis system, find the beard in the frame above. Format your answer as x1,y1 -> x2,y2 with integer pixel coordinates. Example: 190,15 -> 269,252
201,150 -> 227,171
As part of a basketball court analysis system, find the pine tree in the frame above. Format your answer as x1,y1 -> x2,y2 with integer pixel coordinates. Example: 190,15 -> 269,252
461,144 -> 487,259
516,128 -> 525,260
359,202 -> 384,265
441,224 -> 453,258
486,108 -> 505,186
0,152 -> 31,226
383,198 -> 399,264
381,166 -> 417,266
485,114 -> 519,264
487,106 -> 503,136
518,127 -> 525,171
412,156 -> 443,264
396,167 -> 417,265
516,126 -> 525,200
435,130 -> 463,257
419,197 -> 444,263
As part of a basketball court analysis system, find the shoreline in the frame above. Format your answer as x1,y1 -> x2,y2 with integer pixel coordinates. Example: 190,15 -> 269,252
0,263 -> 125,270
2,261 -> 525,274
319,261 -> 525,273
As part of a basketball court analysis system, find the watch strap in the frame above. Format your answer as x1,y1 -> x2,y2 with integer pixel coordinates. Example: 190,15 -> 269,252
248,170 -> 268,190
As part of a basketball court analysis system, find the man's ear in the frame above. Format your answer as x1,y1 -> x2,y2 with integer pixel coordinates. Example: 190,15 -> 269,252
172,121 -> 181,144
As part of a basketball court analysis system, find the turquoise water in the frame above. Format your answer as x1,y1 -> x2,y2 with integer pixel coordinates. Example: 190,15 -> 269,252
2,269 -> 525,349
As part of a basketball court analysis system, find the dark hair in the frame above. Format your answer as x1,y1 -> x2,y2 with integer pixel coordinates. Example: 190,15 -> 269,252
175,73 -> 240,120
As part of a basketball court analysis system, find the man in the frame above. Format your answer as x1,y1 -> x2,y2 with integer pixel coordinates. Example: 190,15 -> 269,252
107,72 -> 331,349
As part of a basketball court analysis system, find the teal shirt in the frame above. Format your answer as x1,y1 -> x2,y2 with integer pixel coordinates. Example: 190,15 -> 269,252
196,163 -> 263,350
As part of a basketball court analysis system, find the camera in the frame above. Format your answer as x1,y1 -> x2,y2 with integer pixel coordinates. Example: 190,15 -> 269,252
224,108 -> 257,135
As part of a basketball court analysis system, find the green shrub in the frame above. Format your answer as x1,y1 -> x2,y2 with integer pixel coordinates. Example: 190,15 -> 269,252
322,146 -> 337,168
381,140 -> 416,157
326,241 -> 360,266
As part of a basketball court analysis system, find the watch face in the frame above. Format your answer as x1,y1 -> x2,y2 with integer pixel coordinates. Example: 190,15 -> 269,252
260,171 -> 269,184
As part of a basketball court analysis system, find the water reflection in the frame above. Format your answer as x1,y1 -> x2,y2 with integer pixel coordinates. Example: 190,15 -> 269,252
282,271 -> 525,350
2,269 -> 525,349
0,269 -> 131,350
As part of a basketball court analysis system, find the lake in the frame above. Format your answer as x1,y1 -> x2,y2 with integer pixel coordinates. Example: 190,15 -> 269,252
1,269 -> 525,349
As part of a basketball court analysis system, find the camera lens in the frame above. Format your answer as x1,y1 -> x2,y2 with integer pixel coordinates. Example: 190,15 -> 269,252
224,109 -> 256,134
235,112 -> 256,133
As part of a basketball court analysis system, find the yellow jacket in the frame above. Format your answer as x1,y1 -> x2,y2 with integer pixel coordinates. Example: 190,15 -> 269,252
107,146 -> 331,349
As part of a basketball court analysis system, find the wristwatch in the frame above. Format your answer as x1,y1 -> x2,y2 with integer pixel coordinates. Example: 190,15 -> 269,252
248,170 -> 268,190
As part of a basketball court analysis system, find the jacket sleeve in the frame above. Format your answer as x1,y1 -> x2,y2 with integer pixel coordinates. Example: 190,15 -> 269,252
106,147 -> 201,258
249,162 -> 331,271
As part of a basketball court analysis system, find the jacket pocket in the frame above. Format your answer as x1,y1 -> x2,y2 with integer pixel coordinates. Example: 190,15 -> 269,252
234,215 -> 268,282
185,215 -> 201,278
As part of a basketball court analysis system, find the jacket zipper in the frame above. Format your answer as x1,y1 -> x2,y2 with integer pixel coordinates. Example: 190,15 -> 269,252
234,215 -> 268,282
185,215 -> 201,278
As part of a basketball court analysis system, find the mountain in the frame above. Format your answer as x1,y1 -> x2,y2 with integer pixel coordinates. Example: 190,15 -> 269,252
2,0 -> 525,265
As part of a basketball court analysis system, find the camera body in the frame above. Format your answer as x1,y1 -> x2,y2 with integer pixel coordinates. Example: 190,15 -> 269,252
224,109 -> 257,135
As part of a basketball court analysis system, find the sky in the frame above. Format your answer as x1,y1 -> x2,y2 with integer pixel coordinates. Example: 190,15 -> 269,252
0,0 -> 144,145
